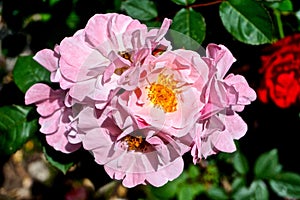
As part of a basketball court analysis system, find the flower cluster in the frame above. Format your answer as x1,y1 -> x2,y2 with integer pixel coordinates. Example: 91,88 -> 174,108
25,13 -> 256,188
258,33 -> 300,108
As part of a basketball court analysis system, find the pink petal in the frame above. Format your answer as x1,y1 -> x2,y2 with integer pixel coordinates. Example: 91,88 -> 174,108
33,49 -> 58,72
223,113 -> 248,139
39,110 -> 61,134
46,124 -> 81,153
212,131 -> 236,153
206,43 -> 236,78
25,83 -> 54,105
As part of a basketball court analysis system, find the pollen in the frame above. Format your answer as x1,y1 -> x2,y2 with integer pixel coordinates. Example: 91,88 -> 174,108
147,73 -> 178,113
124,135 -> 148,152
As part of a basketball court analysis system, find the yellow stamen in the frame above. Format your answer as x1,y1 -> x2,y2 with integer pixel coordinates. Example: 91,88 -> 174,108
124,135 -> 147,152
147,73 -> 178,113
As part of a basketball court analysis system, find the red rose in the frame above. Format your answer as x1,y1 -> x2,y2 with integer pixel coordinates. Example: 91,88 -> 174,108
258,33 -> 300,108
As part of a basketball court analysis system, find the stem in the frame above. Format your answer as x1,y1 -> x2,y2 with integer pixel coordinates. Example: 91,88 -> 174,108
189,0 -> 224,8
274,9 -> 284,39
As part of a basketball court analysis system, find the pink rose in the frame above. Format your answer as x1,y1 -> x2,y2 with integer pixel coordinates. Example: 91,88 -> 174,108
122,49 -> 209,137
25,83 -> 81,153
191,44 -> 256,163
34,13 -> 172,110
77,104 -> 189,188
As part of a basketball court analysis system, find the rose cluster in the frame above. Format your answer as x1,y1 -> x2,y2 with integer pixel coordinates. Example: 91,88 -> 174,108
25,13 -> 256,188
258,33 -> 300,109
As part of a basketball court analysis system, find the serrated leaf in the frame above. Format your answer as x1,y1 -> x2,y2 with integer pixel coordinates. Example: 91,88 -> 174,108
233,151 -> 249,175
254,149 -> 282,179
171,0 -> 196,6
270,172 -> 300,198
171,8 -> 206,49
43,146 -> 74,174
0,105 -> 38,155
121,0 -> 157,21
13,55 -> 50,93
219,0 -> 274,45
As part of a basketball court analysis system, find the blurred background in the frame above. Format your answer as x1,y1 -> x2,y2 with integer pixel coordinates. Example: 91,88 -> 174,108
1,0 -> 300,199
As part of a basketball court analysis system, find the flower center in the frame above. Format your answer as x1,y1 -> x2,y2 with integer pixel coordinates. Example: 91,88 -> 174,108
147,73 -> 178,113
124,135 -> 148,152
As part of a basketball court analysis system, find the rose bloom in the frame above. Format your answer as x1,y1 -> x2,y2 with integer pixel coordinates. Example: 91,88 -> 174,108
77,48 -> 209,187
258,33 -> 300,108
191,44 -> 257,163
25,83 -> 81,153
33,13 -> 172,109
122,49 -> 209,137
77,104 -> 190,188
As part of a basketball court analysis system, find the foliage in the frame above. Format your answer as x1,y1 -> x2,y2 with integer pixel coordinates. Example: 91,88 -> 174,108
1,0 -> 300,199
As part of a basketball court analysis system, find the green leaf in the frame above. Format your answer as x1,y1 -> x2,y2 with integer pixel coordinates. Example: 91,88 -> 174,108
0,105 -> 38,156
178,185 -> 194,200
231,177 -> 246,193
150,171 -> 188,199
171,0 -> 196,6
49,0 -> 61,6
170,8 -> 206,49
66,11 -> 80,30
249,180 -> 269,200
188,164 -> 200,180
232,186 -> 252,200
121,0 -> 158,21
254,149 -> 282,179
207,187 -> 229,200
219,0 -> 274,45
233,151 -> 249,175
43,146 -> 75,175
264,0 -> 293,12
296,10 -> 300,32
232,180 -> 269,200
13,55 -> 50,93
270,172 -> 300,198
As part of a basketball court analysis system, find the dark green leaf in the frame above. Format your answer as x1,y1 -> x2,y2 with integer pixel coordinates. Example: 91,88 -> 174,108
254,149 -> 282,179
43,147 -> 75,175
121,0 -> 158,21
171,0 -> 196,6
270,172 -> 300,198
171,8 -> 206,49
0,105 -> 38,156
13,55 -> 50,93
219,0 -> 274,45
233,151 -> 249,175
